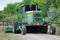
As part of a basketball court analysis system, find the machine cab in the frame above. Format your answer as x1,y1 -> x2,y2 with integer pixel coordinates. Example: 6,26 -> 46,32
22,4 -> 43,25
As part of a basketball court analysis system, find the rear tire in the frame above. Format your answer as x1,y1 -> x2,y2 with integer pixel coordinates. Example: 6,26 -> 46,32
41,26 -> 48,33
43,26 -> 48,33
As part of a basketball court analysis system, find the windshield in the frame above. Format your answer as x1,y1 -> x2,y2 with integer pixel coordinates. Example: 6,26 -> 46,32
34,14 -> 41,22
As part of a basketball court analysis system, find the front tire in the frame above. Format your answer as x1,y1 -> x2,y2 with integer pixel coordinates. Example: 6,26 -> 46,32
13,22 -> 18,33
21,25 -> 26,35
51,26 -> 56,35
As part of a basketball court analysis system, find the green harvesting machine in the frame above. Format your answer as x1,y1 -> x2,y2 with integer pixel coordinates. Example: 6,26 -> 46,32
13,4 -> 56,35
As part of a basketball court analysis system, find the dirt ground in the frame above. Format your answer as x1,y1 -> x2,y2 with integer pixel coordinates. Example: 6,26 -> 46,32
0,24 -> 60,40
0,31 -> 24,40
0,31 -> 60,40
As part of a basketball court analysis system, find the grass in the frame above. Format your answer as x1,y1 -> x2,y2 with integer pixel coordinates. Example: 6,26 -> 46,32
0,31 -> 24,40
52,24 -> 60,35
56,26 -> 60,35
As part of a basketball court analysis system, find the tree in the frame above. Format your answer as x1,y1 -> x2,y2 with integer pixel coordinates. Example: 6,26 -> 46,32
23,0 -> 31,4
3,4 -> 15,14
2,2 -> 23,21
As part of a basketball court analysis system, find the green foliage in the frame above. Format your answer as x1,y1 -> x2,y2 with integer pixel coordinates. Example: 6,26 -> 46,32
3,4 -> 15,14
23,0 -> 32,4
2,2 -> 23,21
0,11 -> 2,13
